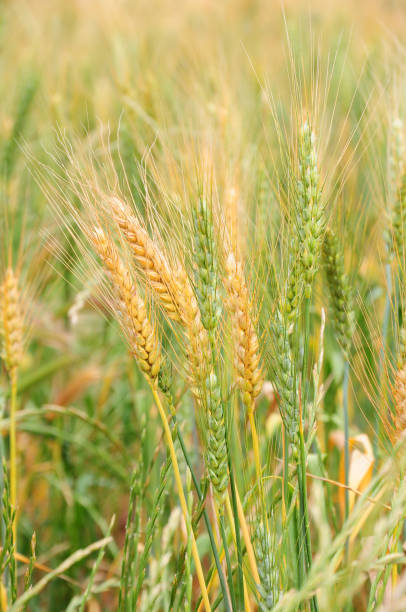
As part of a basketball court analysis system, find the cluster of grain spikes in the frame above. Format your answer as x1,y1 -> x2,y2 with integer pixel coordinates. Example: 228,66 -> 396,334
110,190 -> 264,604
88,223 -> 212,611
0,267 -> 24,544
109,195 -> 210,391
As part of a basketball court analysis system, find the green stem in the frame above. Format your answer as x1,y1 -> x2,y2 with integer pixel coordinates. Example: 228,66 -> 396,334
219,514 -> 237,611
9,368 -> 18,546
299,297 -> 319,611
343,360 -> 350,548
374,262 -> 392,466
298,430 -> 318,612
228,451 -> 244,608
173,418 -> 232,612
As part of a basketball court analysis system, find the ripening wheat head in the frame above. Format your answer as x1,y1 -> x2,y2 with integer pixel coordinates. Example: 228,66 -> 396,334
109,196 -> 183,322
0,268 -> 24,376
224,250 -> 263,407
90,226 -> 161,382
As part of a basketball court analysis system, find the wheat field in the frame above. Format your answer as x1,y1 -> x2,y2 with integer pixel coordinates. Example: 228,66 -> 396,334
2,0 -> 406,610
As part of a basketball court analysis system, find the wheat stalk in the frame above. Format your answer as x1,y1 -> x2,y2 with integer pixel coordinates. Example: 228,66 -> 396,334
0,267 -> 24,545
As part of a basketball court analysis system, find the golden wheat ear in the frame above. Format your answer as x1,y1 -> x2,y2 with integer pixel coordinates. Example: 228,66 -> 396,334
224,251 -> 263,407
109,196 -> 182,322
0,268 -> 24,376
90,226 -> 161,382
394,363 -> 406,438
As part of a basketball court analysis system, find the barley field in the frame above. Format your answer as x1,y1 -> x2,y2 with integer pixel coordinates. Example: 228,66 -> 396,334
2,0 -> 406,610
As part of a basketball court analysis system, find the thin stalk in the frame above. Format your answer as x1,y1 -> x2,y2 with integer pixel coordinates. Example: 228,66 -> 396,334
169,408 -> 231,612
247,403 -> 262,493
219,513 -> 237,611
9,368 -> 17,545
343,360 -> 350,549
150,385 -> 212,612
375,262 -> 392,465
283,428 -> 301,590
234,489 -> 260,585
298,428 -> 319,612
225,495 -> 251,612
228,462 -> 244,606
299,297 -> 319,611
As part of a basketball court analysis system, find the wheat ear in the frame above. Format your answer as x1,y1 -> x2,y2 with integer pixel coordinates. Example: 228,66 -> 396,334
0,269 -> 23,375
394,363 -> 406,438
272,309 -> 298,444
394,327 -> 406,439
175,266 -> 210,389
109,197 -> 182,322
90,227 -> 160,382
224,252 -> 263,406
224,251 -> 263,484
322,229 -> 354,357
254,518 -> 281,610
296,121 -> 324,298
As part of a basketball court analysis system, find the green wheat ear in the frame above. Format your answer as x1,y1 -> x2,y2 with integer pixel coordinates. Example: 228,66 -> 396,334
391,173 -> 406,261
296,121 -> 324,298
284,121 -> 324,322
255,518 -> 281,610
386,118 -> 405,259
192,197 -> 229,506
323,228 -> 354,357
272,309 -> 298,443
192,198 -> 222,349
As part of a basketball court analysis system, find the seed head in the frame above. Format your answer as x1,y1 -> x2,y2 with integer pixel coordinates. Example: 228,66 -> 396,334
323,229 -> 354,357
224,252 -> 263,406
110,197 -> 182,322
0,268 -> 24,375
91,226 -> 160,382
